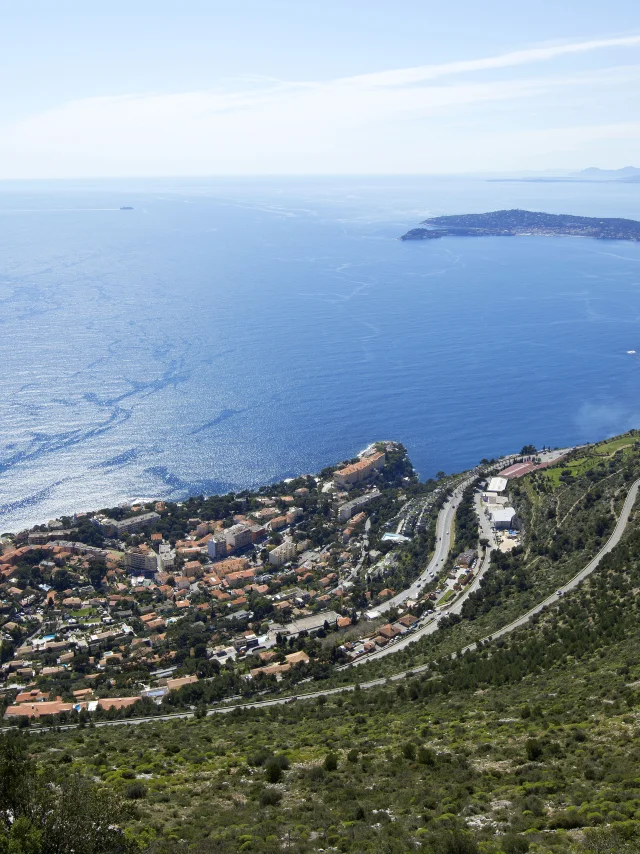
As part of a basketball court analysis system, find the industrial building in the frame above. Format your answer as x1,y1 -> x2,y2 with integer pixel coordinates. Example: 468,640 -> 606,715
486,476 -> 508,494
490,507 -> 518,529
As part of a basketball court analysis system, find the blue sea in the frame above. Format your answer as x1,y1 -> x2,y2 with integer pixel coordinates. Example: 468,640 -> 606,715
1,175 -> 640,531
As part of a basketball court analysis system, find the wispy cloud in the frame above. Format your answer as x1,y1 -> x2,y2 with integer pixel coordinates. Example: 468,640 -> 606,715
342,34 -> 640,88
1,34 -> 639,177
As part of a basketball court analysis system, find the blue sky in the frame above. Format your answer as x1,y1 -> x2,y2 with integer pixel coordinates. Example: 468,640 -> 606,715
2,0 -> 640,177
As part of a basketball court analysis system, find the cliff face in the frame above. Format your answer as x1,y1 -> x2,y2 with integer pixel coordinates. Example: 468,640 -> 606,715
400,209 -> 640,241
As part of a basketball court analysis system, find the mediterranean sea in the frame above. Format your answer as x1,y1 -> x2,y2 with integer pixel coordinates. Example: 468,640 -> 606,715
1,175 -> 640,531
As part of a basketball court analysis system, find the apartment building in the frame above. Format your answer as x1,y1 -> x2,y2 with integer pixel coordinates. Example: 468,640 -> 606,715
333,452 -> 385,490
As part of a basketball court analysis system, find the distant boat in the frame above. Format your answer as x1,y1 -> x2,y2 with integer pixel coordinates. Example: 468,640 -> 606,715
120,206 -> 134,210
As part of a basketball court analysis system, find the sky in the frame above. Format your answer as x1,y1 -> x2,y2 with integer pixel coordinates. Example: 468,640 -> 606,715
2,0 -> 640,178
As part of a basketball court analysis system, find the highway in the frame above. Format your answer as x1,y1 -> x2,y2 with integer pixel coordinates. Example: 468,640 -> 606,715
13,477 -> 639,735
378,477 -> 474,614
351,487 -> 493,662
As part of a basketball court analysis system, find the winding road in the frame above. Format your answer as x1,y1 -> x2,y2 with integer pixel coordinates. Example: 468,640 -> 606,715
378,477 -> 474,613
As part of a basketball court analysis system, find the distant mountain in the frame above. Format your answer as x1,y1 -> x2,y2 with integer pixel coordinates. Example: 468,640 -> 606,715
489,166 -> 640,184
577,166 -> 640,178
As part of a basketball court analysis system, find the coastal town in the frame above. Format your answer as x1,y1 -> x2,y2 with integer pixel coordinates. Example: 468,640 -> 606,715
0,441 -> 557,726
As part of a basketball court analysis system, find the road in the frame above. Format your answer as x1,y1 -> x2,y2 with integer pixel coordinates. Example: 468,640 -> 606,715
351,488 -> 493,662
378,477 -> 474,613
13,477 -> 639,735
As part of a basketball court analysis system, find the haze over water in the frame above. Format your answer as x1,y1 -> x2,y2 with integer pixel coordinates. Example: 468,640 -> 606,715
1,176 -> 640,531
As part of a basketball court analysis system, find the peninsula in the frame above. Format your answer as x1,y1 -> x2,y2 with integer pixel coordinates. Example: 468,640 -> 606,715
400,208 -> 640,241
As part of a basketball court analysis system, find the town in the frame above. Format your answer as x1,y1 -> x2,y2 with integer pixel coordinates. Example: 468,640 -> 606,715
0,441 -> 554,725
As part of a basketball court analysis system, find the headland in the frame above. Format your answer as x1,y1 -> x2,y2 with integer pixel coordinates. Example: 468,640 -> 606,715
400,208 -> 640,241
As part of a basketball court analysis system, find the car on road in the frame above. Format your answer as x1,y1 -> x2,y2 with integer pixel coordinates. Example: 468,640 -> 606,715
556,589 -> 564,596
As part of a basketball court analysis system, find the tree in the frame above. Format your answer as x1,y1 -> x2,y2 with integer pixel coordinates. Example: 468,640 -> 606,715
526,738 -> 543,761
265,759 -> 283,783
0,735 -> 136,854
520,444 -> 537,455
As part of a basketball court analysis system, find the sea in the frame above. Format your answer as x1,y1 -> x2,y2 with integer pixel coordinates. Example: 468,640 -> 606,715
1,175 -> 640,532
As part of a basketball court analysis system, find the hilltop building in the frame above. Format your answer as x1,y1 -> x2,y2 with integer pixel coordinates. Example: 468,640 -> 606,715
333,452 -> 385,490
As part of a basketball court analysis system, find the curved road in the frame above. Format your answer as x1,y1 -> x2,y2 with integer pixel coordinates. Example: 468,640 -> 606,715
378,477 -> 473,613
15,478 -> 639,734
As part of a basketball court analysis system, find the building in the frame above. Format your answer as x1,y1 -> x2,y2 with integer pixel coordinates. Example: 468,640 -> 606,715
456,549 -> 477,568
285,507 -> 303,524
250,524 -> 267,543
98,512 -> 160,536
490,507 -> 518,530
279,610 -> 340,637
158,542 -> 175,569
337,489 -> 381,521
123,546 -> 158,575
207,534 -> 228,559
333,452 -> 385,490
269,539 -> 298,567
486,477 -> 508,495
122,546 -> 161,578
225,524 -> 253,551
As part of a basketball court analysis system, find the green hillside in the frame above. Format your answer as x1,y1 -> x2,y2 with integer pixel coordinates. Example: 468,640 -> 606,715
5,434 -> 640,853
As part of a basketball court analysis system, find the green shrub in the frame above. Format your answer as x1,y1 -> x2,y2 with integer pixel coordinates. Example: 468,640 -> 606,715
324,753 -> 338,772
264,760 -> 283,783
124,781 -> 147,800
525,739 -> 543,761
259,788 -> 282,806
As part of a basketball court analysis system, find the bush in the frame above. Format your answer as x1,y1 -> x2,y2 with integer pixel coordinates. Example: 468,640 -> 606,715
324,753 -> 338,772
259,788 -> 282,806
402,742 -> 416,761
124,781 -> 147,800
525,739 -> 543,761
502,834 -> 530,854
438,830 -> 479,854
248,747 -> 273,767
264,760 -> 283,784
418,746 -> 436,765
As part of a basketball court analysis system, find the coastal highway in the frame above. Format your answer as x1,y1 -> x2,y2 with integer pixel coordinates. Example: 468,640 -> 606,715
378,476 -> 474,614
13,477 -> 639,735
